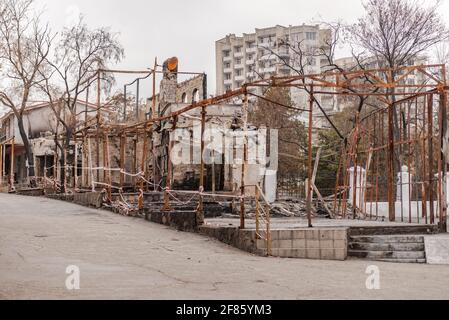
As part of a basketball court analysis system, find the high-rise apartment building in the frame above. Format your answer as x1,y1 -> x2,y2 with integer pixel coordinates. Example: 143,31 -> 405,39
215,24 -> 332,110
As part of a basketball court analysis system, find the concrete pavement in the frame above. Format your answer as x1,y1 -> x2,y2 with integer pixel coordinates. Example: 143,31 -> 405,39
1,193 -> 449,300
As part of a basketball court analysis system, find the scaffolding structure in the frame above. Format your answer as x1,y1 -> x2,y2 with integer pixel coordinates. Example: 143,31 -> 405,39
4,60 -> 448,233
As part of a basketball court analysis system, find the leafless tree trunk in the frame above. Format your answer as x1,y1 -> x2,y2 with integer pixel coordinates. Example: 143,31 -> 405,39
0,0 -> 53,188
347,0 -> 449,171
40,16 -> 124,193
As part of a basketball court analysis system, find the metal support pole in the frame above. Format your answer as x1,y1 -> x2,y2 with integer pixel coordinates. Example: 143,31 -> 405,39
266,203 -> 271,256
120,134 -> 125,188
44,154 -> 47,189
211,148 -> 216,193
10,137 -> 15,191
440,89 -> 448,232
132,137 -> 137,187
0,143 -> 3,186
198,106 -> 206,225
255,186 -> 260,239
74,139 -> 78,189
136,79 -> 140,120
102,134 -> 107,183
428,94 -> 435,224
87,137 -> 95,192
152,59 -> 158,191
2,143 -> 5,185
240,89 -> 248,229
163,129 -> 173,212
141,128 -> 148,190
96,71 -> 101,184
352,113 -> 360,219
123,85 -> 127,121
307,86 -> 314,228
152,58 -> 157,119
387,102 -> 396,222
105,131 -> 111,200
83,135 -> 88,188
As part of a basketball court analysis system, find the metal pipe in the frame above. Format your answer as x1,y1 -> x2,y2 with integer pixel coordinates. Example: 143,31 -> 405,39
198,106 -> 206,225
136,79 -> 140,120
307,85 -> 314,228
240,89 -> 249,229
387,102 -> 395,222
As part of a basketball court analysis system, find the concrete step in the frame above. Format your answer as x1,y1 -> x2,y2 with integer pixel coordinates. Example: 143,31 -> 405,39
348,225 -> 439,236
376,258 -> 427,264
348,250 -> 425,260
257,248 -> 346,260
349,242 -> 425,252
349,235 -> 425,244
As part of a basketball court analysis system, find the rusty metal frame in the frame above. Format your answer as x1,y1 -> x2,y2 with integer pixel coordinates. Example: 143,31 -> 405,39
51,62 -> 448,232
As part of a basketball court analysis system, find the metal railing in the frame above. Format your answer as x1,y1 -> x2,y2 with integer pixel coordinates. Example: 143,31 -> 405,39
252,184 -> 272,256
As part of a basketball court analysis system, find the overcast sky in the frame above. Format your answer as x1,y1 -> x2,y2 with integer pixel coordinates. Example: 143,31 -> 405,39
27,0 -> 449,100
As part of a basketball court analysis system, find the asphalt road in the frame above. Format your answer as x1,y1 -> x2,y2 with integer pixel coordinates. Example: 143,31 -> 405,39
1,193 -> 449,300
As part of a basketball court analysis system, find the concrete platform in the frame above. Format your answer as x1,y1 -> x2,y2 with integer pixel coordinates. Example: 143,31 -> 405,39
205,217 -> 430,230
203,217 -> 445,263
425,234 -> 449,265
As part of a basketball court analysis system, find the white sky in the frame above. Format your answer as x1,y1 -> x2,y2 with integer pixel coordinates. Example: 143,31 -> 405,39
23,0 -> 449,100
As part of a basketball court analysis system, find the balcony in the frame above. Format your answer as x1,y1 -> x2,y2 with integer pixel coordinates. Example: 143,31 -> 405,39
235,75 -> 245,82
234,64 -> 244,70
278,49 -> 289,57
234,51 -> 244,58
259,67 -> 276,73
246,47 -> 257,53
258,41 -> 276,48
279,64 -> 291,71
224,79 -> 233,85
223,68 -> 232,73
260,54 -> 273,61
246,59 -> 255,65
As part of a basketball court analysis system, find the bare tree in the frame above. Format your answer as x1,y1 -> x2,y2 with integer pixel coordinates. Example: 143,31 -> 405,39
261,21 -> 380,141
348,0 -> 449,171
0,0 -> 52,187
435,41 -> 449,82
41,16 -> 124,192
348,0 -> 449,70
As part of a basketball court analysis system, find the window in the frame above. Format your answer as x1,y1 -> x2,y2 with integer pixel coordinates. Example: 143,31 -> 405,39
192,89 -> 199,103
246,41 -> 255,48
223,50 -> 230,57
236,69 -> 242,76
225,85 -> 232,91
235,46 -> 242,53
224,73 -> 231,80
224,62 -> 231,69
291,33 -> 301,43
306,32 -> 317,41
181,92 -> 187,103
247,54 -> 254,61
236,58 -> 242,65
306,57 -> 316,66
